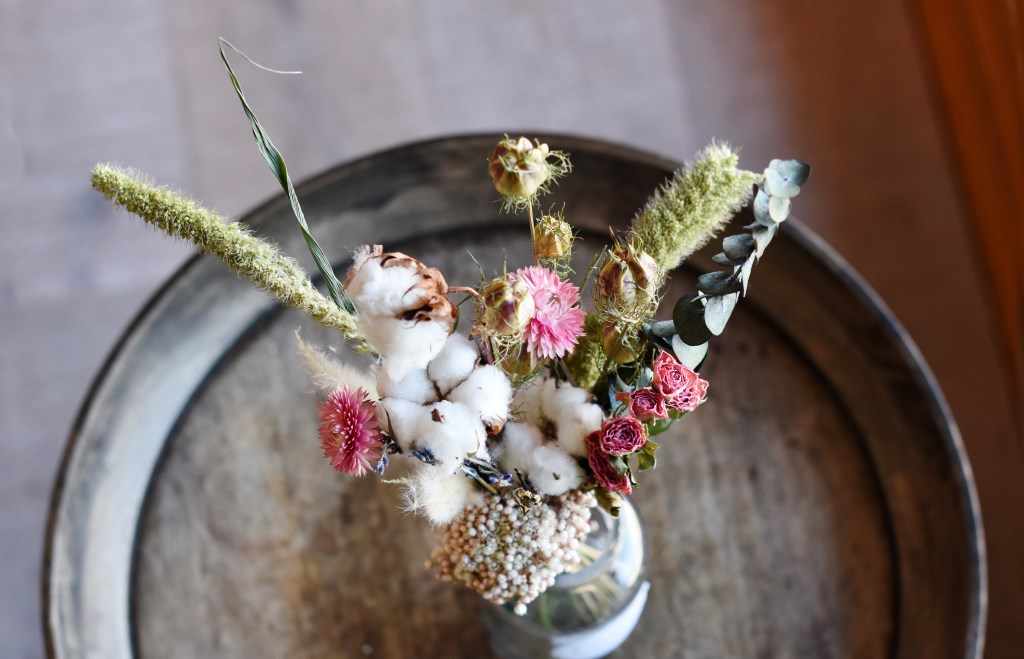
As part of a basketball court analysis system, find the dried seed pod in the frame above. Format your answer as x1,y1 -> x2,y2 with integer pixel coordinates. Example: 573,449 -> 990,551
480,276 -> 535,336
533,213 -> 573,260
596,245 -> 660,310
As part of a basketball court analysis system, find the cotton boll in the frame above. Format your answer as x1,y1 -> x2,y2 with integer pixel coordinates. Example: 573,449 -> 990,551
448,365 -> 512,433
414,400 -> 487,474
511,377 -> 547,426
427,333 -> 480,395
363,316 -> 450,380
494,422 -> 543,475
377,397 -> 430,451
542,382 -> 589,421
347,255 -> 424,318
403,466 -> 483,526
555,402 -> 604,457
377,367 -> 437,405
528,444 -> 584,496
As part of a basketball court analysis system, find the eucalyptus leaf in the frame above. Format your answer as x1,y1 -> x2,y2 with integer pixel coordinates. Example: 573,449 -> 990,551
697,271 -> 743,296
740,254 -> 755,295
775,159 -> 811,187
672,336 -> 708,370
752,223 -> 777,258
765,159 -> 810,198
753,188 -> 774,226
712,252 -> 747,267
768,195 -> 791,223
705,292 -> 739,335
673,293 -> 712,345
649,319 -> 677,338
219,39 -> 352,313
723,234 -> 755,260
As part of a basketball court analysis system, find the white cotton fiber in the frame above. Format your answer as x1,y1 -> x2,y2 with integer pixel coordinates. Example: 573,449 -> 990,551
363,316 -> 450,380
427,333 -> 480,395
528,444 -> 584,496
376,367 -> 437,405
448,365 -> 512,432
545,383 -> 590,420
511,377 -> 547,426
346,255 -> 423,318
414,400 -> 486,474
377,397 -> 429,451
403,465 -> 483,526
555,402 -> 604,457
494,422 -> 543,475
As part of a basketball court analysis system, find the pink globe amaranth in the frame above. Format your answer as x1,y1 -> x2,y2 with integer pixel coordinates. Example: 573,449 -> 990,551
652,350 -> 698,404
586,431 -> 632,495
615,388 -> 668,422
598,415 -> 647,457
318,386 -> 383,476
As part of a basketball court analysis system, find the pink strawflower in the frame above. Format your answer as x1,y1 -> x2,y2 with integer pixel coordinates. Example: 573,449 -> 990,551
510,266 -> 586,360
615,388 -> 668,422
318,387 -> 383,476
585,431 -> 632,494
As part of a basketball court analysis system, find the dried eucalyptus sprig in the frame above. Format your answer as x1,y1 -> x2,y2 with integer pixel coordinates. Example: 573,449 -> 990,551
91,165 -> 366,343
567,144 -> 759,389
658,158 -> 811,369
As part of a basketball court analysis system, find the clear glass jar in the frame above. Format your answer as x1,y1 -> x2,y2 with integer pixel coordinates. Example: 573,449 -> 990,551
480,498 -> 649,659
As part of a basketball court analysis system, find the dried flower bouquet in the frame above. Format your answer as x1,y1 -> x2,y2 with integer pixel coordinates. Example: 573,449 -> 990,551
91,42 -> 809,616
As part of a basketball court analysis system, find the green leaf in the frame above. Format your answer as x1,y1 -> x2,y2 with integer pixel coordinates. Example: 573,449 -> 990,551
768,159 -> 811,195
722,234 -> 755,260
704,291 -> 739,335
672,336 -> 707,370
697,271 -> 743,296
648,416 -> 674,436
673,293 -> 712,345
219,38 -> 352,314
594,488 -> 623,517
636,439 -> 660,470
610,454 -> 629,475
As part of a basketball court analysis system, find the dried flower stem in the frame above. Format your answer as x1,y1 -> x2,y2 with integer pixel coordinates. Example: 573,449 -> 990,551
91,164 -> 366,344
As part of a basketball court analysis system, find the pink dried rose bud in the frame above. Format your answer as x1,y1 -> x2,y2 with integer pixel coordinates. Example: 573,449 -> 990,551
318,386 -> 384,476
667,374 -> 709,413
615,388 -> 668,422
598,415 -> 647,456
488,136 -> 554,199
480,276 -> 535,336
597,245 -> 660,309
586,431 -> 633,494
652,350 -> 698,402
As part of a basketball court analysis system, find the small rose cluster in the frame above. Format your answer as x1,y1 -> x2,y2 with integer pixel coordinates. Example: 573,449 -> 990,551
585,351 -> 708,495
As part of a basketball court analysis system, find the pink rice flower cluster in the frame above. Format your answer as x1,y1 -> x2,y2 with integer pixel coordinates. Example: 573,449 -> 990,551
510,266 -> 586,360
652,351 -> 709,413
318,386 -> 383,476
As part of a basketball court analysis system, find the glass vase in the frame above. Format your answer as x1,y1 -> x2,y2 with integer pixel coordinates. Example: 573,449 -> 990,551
480,497 -> 649,659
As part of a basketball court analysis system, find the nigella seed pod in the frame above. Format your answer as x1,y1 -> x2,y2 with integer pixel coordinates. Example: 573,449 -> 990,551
488,137 -> 553,199
597,246 -> 660,310
533,214 -> 573,260
601,321 -> 640,364
481,277 -> 535,336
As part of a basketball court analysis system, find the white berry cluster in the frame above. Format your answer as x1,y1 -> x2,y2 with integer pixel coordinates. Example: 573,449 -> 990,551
428,489 -> 596,615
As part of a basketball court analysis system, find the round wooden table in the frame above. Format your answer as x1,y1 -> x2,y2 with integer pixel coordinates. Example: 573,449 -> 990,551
45,135 -> 984,658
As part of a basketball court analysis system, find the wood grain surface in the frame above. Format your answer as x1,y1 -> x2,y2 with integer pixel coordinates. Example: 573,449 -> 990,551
5,2 -> 1021,658
48,137 -> 981,658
